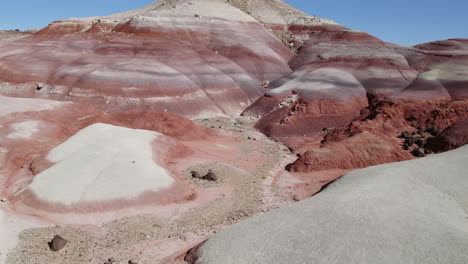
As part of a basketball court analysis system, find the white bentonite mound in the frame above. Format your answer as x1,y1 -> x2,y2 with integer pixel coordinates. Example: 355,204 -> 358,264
26,123 -> 174,205
194,145 -> 468,264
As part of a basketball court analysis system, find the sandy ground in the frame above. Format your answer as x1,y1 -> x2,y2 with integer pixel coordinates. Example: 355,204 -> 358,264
3,115 -> 334,264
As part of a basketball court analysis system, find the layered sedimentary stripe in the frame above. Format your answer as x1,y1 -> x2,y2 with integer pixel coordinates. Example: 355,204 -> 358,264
0,9 -> 293,118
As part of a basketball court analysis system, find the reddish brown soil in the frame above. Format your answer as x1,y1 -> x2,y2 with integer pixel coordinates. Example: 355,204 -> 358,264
286,98 -> 468,173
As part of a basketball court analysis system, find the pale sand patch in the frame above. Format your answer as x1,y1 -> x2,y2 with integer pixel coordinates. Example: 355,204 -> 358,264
7,121 -> 41,140
27,123 -> 174,205
0,95 -> 68,117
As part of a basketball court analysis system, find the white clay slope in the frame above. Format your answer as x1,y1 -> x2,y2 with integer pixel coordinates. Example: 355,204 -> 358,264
71,0 -> 338,26
27,123 -> 174,205
0,95 -> 68,117
75,0 -> 257,23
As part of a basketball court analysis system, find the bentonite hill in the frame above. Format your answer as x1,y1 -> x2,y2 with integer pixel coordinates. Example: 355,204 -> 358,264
0,0 -> 467,263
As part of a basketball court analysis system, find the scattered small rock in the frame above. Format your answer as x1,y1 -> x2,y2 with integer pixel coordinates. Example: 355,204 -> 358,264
128,260 -> 138,264
0,198 -> 6,203
426,126 -> 439,136
400,131 -> 410,138
194,14 -> 200,18
412,148 -> 426,157
191,171 -> 201,179
104,258 -> 116,264
191,170 -> 218,181
415,139 -> 427,148
36,83 -> 44,91
417,128 -> 425,136
203,170 -> 218,181
405,137 -> 417,146
179,234 -> 188,241
235,210 -> 248,218
48,235 -> 68,252
409,114 -> 418,121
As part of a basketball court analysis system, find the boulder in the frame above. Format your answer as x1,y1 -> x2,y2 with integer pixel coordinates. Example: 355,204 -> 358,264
48,235 -> 68,252
203,171 -> 218,182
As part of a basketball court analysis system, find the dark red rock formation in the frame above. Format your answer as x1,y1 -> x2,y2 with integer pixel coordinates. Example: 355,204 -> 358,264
427,119 -> 468,152
287,98 -> 468,172
289,132 -> 413,172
